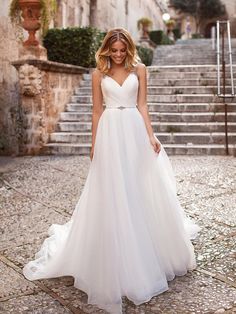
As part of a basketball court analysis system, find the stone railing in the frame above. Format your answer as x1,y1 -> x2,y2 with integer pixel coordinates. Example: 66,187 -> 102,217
12,59 -> 88,155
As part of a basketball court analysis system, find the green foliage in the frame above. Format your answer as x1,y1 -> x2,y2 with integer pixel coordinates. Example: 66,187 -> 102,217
200,0 -> 226,19
169,0 -> 226,31
149,30 -> 174,45
137,17 -> 153,30
149,30 -> 163,45
0,134 -> 8,152
173,28 -> 181,39
169,0 -> 197,15
165,19 -> 176,27
9,0 -> 20,25
9,0 -> 57,36
43,27 -> 105,68
136,46 -> 153,66
40,0 -> 57,36
161,33 -> 174,45
192,33 -> 203,38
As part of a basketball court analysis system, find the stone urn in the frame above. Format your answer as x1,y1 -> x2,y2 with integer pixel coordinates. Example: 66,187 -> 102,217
18,0 -> 42,46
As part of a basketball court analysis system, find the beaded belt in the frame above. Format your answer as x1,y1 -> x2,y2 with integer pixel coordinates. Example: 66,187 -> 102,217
105,106 -> 137,110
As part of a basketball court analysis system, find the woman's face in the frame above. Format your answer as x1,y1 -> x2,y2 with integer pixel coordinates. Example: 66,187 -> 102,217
109,40 -> 127,65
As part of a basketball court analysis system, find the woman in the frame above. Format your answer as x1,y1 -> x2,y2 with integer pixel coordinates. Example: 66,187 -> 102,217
23,28 -> 200,314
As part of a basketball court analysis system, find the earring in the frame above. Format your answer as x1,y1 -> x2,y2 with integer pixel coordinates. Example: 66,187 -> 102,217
107,57 -> 111,69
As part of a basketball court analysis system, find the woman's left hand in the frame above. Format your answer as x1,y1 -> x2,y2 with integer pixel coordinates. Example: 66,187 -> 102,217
149,135 -> 161,154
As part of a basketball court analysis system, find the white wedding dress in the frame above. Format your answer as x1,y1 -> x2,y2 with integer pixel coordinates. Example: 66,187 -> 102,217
23,71 -> 201,314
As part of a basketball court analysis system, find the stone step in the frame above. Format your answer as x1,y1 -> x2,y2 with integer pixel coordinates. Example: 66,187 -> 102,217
81,78 -> 236,87
59,111 -> 236,123
83,65 -> 236,77
153,53 -> 217,57
152,60 -> 236,66
148,79 -> 236,86
148,72 -> 236,79
176,38 -> 236,46
152,61 -> 233,66
71,94 -> 236,104
56,121 -> 236,133
49,131 -> 236,145
66,103 -> 236,113
46,61 -> 236,156
151,58 -> 220,62
82,72 -> 236,81
148,65 -> 236,72
75,86 -> 234,95
44,142 -> 236,156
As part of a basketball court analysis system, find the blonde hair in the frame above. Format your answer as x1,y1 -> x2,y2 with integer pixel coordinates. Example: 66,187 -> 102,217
95,28 -> 140,74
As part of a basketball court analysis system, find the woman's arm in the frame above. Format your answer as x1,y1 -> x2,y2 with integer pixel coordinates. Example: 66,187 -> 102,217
136,63 -> 161,154
90,69 -> 104,160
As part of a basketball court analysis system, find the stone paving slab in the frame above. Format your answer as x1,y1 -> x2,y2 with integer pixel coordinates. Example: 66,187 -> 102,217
0,291 -> 71,313
0,202 -> 66,251
0,260 -> 37,300
0,155 -> 236,314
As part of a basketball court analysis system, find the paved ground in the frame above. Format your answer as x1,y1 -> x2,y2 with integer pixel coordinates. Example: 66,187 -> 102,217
0,154 -> 235,314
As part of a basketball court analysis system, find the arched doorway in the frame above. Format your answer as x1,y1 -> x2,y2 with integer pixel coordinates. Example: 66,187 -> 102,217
204,22 -> 216,38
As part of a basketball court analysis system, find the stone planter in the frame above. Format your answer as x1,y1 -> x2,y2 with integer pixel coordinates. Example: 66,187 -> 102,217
18,0 -> 41,46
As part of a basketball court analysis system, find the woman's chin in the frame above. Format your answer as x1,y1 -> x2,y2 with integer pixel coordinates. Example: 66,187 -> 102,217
112,59 -> 125,65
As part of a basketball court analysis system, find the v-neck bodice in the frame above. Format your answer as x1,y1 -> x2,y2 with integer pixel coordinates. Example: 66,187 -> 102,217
101,72 -> 139,108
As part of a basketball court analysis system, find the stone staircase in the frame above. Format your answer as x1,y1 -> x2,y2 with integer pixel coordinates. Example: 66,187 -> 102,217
153,38 -> 236,66
44,40 -> 236,156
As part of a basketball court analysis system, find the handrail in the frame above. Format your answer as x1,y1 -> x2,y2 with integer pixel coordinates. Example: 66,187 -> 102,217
216,20 -> 235,98
215,20 -> 235,155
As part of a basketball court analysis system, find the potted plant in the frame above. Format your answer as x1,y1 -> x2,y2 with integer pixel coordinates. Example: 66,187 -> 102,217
165,19 -> 176,31
9,0 -> 57,46
137,17 -> 153,38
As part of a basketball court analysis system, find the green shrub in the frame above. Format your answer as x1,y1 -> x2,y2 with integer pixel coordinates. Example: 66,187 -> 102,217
43,26 -> 105,67
136,45 -> 153,66
173,28 -> 181,40
192,33 -> 203,39
149,30 -> 174,45
161,33 -> 174,45
149,30 -> 163,45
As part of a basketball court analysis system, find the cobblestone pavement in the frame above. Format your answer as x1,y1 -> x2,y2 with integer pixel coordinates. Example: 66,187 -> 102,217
0,155 -> 235,314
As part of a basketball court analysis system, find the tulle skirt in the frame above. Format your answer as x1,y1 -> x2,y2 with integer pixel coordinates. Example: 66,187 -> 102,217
23,106 -> 200,314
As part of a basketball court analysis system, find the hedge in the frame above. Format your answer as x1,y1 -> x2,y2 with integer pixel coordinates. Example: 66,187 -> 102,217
136,45 -> 153,66
149,30 -> 174,45
43,27 -> 153,67
43,27 -> 105,68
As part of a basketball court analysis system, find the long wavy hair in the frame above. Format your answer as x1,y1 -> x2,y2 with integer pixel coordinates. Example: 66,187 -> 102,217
95,28 -> 140,74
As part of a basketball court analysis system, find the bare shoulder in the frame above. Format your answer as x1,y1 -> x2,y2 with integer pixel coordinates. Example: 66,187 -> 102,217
92,68 -> 103,82
134,63 -> 146,79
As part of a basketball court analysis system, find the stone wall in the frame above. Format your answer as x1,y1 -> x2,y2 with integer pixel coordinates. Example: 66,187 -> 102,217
54,0 -> 90,28
12,60 -> 87,155
55,0 -> 168,41
0,4 -> 20,155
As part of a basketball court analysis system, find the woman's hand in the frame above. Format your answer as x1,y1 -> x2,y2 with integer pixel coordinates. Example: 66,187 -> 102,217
90,147 -> 94,161
149,135 -> 161,154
